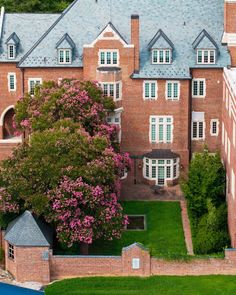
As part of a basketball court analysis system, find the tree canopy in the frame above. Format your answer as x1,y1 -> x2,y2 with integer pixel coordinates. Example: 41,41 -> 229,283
0,79 -> 130,247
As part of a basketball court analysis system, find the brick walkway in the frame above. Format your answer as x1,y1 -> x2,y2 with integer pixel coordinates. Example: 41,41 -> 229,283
180,201 -> 194,255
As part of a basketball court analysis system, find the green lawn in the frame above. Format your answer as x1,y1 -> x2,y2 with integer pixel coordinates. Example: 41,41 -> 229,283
56,201 -> 187,257
45,276 -> 236,295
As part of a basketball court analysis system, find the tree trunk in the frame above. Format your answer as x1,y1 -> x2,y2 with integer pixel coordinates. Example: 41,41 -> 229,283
80,243 -> 89,255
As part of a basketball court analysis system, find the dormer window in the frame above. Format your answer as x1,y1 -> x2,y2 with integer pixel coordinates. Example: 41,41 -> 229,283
56,33 -> 75,65
8,45 -> 16,59
58,49 -> 72,64
152,49 -> 171,64
6,32 -> 20,60
197,49 -> 215,64
99,50 -> 119,66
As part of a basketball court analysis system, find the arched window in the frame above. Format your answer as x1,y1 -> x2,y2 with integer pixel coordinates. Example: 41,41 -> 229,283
3,108 -> 15,139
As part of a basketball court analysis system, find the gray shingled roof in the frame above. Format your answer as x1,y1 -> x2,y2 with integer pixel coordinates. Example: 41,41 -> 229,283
4,211 -> 53,247
0,13 -> 60,62
143,149 -> 180,159
1,0 -> 231,78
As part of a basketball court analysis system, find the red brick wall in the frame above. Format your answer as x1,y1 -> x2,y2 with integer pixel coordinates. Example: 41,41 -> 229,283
191,68 -> 223,154
5,242 -> 51,283
50,255 -> 122,280
225,3 -> 236,33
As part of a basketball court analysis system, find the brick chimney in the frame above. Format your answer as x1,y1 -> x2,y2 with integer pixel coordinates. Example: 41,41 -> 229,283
131,15 -> 140,72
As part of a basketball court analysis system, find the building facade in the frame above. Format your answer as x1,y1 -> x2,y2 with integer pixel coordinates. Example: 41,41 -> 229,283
0,0 -> 235,243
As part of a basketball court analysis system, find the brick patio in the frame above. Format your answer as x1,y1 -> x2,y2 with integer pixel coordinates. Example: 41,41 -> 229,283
120,183 -> 184,201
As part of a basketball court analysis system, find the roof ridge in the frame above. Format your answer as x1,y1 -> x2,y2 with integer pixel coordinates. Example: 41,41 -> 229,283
17,0 -> 79,67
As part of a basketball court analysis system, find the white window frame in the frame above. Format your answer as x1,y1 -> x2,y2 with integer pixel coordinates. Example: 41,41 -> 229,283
28,78 -> 42,96
8,73 -> 16,92
151,49 -> 172,64
100,81 -> 122,101
192,78 -> 206,98
149,116 -> 173,143
106,112 -> 122,143
8,243 -> 14,260
8,44 -> 16,60
98,49 -> 119,66
143,81 -> 157,100
192,112 -> 205,140
58,49 -> 72,64
143,158 -> 179,185
166,81 -> 180,100
197,49 -> 216,64
210,119 -> 219,136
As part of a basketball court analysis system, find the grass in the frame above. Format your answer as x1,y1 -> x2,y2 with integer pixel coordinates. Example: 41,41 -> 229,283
45,276 -> 236,295
55,201 -> 187,258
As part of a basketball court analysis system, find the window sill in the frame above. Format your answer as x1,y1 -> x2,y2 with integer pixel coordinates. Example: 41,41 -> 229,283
0,137 -> 22,143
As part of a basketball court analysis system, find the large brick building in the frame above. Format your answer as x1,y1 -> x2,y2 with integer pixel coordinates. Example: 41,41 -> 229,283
0,0 -> 235,243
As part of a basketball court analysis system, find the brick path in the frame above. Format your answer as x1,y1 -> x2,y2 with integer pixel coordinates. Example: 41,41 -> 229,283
180,201 -> 194,255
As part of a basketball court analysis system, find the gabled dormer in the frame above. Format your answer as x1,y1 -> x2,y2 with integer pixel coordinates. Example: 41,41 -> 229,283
192,30 -> 219,65
56,33 -> 76,64
148,30 -> 174,64
6,32 -> 20,60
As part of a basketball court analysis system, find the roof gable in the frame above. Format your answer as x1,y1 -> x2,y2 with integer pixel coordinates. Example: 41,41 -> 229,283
148,29 -> 174,50
192,29 -> 218,50
56,33 -> 75,49
6,32 -> 20,45
5,210 -> 53,247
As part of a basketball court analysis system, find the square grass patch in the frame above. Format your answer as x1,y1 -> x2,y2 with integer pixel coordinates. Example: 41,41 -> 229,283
89,201 -> 187,256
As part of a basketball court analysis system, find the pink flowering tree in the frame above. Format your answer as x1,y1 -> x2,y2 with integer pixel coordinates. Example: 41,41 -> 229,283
0,80 -> 131,251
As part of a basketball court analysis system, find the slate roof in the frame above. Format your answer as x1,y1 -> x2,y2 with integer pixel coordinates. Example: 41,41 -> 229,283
4,210 -> 53,247
0,0 -> 231,78
0,13 -> 60,62
143,149 -> 180,159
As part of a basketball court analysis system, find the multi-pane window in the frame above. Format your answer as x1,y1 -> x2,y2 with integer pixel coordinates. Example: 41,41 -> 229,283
192,79 -> 205,97
106,112 -> 121,142
166,81 -> 180,100
58,49 -> 72,64
192,112 -> 205,140
197,49 -> 216,64
8,73 -> 16,91
8,243 -> 14,260
210,119 -> 219,136
8,45 -> 16,59
152,49 -> 171,64
99,50 -> 119,66
144,158 -> 179,186
100,82 -> 121,100
28,78 -> 42,95
150,116 -> 173,143
143,81 -> 157,99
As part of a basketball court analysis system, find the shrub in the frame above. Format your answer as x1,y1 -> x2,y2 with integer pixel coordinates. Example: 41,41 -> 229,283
194,202 -> 230,254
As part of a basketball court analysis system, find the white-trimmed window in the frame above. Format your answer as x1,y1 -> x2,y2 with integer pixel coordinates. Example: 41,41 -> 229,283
144,158 -> 179,186
210,119 -> 219,136
8,243 -> 14,260
58,49 -> 72,64
28,78 -> 42,95
152,49 -> 171,64
100,82 -> 122,101
106,112 -> 121,142
192,112 -> 205,140
197,49 -> 216,64
192,79 -> 206,97
8,73 -> 16,91
166,81 -> 180,100
8,44 -> 16,60
150,116 -> 173,143
143,81 -> 157,99
99,50 -> 119,66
